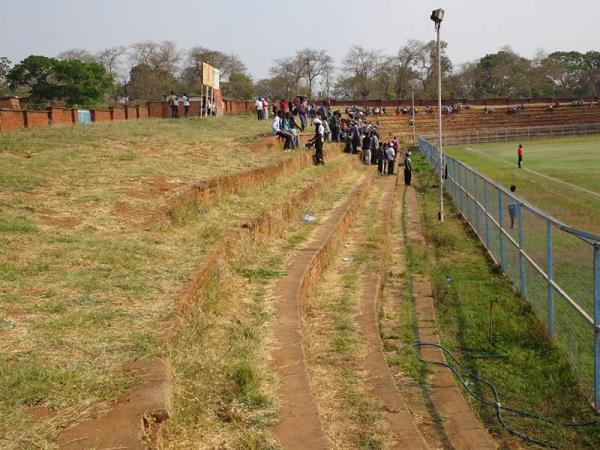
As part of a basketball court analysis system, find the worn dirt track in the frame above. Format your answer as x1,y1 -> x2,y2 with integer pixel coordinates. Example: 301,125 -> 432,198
271,171 -> 374,450
357,176 -> 430,449
404,185 -> 498,450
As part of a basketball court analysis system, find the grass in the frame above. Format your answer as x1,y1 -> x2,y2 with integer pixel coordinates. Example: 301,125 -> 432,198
447,134 -> 600,234
162,164 -> 365,448
411,153 -> 600,449
301,182 -> 394,449
0,112 -> 351,447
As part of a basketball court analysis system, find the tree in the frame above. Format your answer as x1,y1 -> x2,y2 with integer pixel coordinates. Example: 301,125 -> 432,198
57,49 -> 97,63
52,59 -> 113,106
414,40 -> 452,98
341,46 -> 380,98
182,47 -> 247,89
446,61 -> 480,98
392,40 -> 423,99
7,55 -> 60,103
270,57 -> 305,99
97,46 -> 126,78
127,64 -> 178,101
0,57 -> 11,94
296,48 -> 333,99
221,73 -> 254,100
129,41 -> 181,74
373,57 -> 395,99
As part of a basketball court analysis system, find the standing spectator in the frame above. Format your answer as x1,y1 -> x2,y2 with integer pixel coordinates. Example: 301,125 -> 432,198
330,112 -> 340,142
404,151 -> 413,185
386,144 -> 396,175
168,91 -> 178,118
376,142 -> 385,175
350,122 -> 360,154
391,136 -> 399,153
262,98 -> 269,120
182,93 -> 190,117
508,185 -> 518,229
362,133 -> 371,164
309,118 -> 325,165
280,99 -> 288,115
517,144 -> 523,168
298,97 -> 308,131
322,117 -> 331,143
255,97 -> 264,120
370,132 -> 379,165
272,110 -> 294,150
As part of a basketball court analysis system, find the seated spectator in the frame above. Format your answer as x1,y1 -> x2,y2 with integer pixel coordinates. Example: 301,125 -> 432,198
272,110 -> 294,150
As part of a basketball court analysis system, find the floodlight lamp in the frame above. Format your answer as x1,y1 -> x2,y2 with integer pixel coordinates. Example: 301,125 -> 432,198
430,8 -> 444,24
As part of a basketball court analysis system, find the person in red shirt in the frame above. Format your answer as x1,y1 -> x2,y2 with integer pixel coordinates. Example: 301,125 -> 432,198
280,99 -> 288,114
517,144 -> 523,168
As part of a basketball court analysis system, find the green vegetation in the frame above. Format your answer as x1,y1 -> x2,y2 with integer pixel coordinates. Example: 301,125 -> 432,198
412,154 -> 600,449
7,55 -> 113,107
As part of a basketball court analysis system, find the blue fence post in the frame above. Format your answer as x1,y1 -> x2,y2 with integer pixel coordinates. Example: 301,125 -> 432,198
474,174 -> 480,235
594,243 -> 600,410
484,181 -> 491,250
518,204 -> 526,298
465,168 -> 470,225
498,190 -> 505,270
546,222 -> 554,338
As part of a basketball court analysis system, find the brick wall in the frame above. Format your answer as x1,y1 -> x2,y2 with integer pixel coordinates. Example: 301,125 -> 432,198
137,105 -> 148,118
111,107 -> 126,120
0,110 -> 25,131
90,110 -> 111,122
126,106 -> 137,119
50,107 -> 76,125
148,102 -> 166,118
25,111 -> 50,128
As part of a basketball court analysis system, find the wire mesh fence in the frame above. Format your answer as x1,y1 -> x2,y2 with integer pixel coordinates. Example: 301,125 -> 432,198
419,137 -> 600,409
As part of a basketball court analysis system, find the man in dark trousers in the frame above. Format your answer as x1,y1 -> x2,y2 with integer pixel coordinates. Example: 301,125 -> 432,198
517,144 -> 523,168
309,118 -> 325,165
404,151 -> 413,185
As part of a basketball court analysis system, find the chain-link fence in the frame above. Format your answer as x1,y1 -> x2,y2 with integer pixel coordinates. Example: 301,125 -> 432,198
419,137 -> 600,409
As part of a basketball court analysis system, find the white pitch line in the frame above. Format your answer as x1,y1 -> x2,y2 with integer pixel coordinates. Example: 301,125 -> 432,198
464,147 -> 600,199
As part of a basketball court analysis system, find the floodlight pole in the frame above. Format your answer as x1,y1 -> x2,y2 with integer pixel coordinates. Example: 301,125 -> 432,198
412,90 -> 416,143
436,19 -> 444,223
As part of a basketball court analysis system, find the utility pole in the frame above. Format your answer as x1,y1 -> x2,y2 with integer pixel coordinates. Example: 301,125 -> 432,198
431,8 -> 445,223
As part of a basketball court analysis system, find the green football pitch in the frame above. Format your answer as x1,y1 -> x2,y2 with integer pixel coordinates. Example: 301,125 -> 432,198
447,135 -> 600,235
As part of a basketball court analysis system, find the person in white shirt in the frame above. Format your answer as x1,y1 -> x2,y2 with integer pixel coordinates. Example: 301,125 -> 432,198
272,110 -> 294,150
255,97 -> 264,120
181,93 -> 190,117
385,144 -> 396,175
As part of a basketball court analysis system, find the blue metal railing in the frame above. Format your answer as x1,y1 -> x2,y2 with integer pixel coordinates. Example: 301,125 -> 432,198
419,137 -> 600,409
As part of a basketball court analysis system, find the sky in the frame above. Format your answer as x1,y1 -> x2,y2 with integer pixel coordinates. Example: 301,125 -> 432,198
2,0 -> 600,80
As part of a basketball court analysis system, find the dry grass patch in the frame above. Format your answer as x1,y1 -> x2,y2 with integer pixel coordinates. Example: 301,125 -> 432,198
302,184 -> 395,449
0,112 -> 350,447
162,166 -> 365,449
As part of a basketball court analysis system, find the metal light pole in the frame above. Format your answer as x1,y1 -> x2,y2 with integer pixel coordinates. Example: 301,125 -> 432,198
431,8 -> 445,222
411,90 -> 416,143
